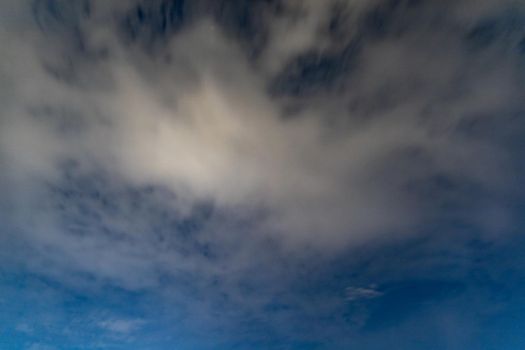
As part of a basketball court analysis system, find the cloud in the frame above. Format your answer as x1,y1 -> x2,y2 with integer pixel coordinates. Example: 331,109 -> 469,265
2,0 -> 519,250
98,318 -> 145,335
0,1 -> 523,346
345,285 -> 383,302
27,344 -> 58,350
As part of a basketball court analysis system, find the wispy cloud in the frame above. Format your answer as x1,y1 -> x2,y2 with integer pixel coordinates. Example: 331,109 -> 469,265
0,0 -> 524,348
27,344 -> 57,350
346,286 -> 383,302
98,318 -> 145,335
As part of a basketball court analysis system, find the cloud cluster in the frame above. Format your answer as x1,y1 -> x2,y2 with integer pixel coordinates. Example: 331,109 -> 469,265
1,2 -> 524,348
0,0 -> 523,321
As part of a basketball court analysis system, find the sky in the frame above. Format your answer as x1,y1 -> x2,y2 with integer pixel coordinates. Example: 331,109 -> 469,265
0,0 -> 524,349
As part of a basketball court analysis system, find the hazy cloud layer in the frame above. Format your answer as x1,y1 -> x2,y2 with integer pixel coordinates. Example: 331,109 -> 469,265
0,0 -> 524,348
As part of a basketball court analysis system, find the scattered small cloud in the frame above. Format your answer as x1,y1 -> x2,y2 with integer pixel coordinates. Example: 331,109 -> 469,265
98,318 -> 145,335
27,344 -> 57,350
15,322 -> 33,334
346,285 -> 383,302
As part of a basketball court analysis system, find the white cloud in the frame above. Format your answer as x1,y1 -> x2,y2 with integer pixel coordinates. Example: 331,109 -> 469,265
15,322 -> 33,334
27,344 -> 57,350
98,318 -> 145,335
346,286 -> 383,302
0,0 -> 520,295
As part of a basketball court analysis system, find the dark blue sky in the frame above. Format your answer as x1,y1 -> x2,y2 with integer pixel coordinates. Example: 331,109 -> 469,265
1,0 -> 524,349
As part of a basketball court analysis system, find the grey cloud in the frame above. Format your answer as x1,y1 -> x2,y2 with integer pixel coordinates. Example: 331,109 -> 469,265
0,0 -> 523,310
